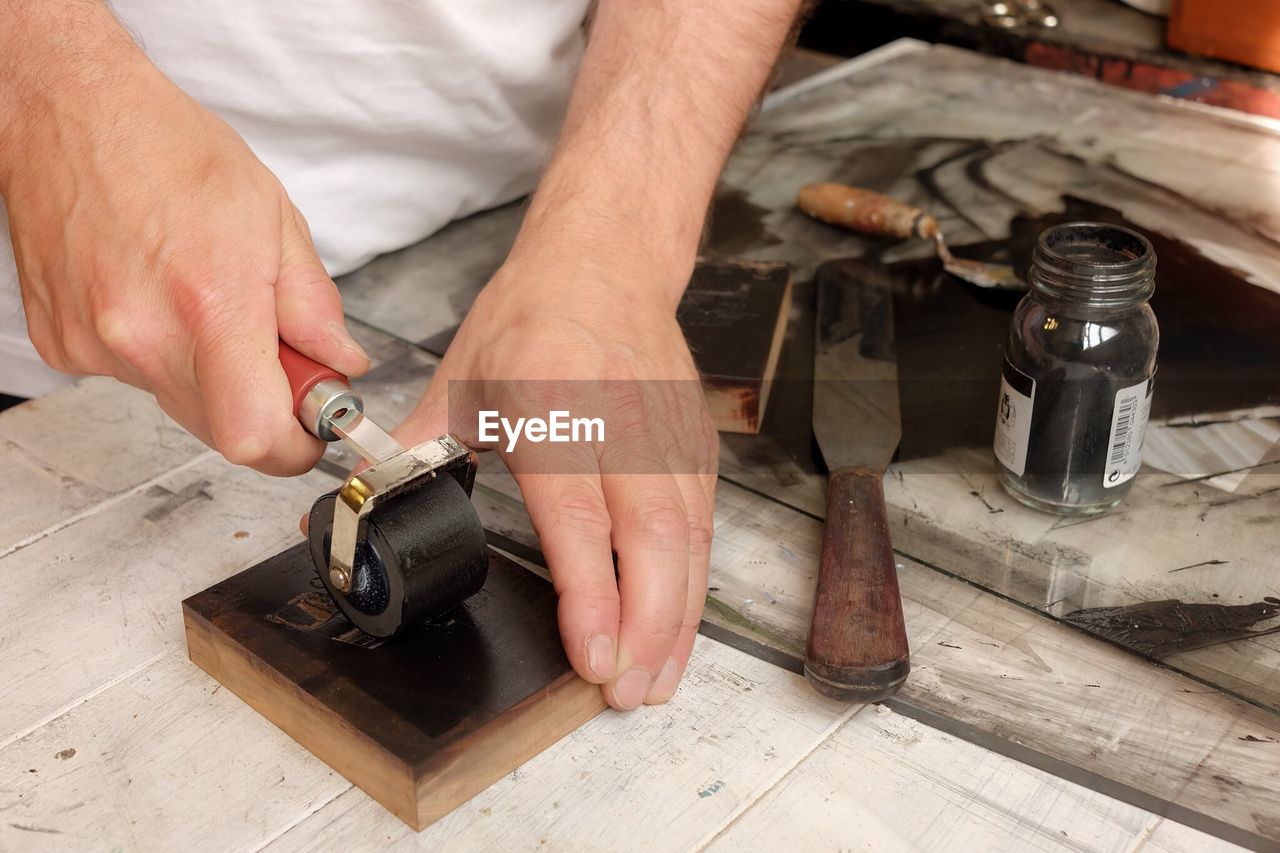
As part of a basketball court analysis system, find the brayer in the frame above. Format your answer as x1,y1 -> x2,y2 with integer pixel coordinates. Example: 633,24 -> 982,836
279,342 -> 488,638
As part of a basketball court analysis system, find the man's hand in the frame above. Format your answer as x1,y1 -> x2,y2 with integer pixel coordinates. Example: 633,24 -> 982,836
400,0 -> 800,707
0,1 -> 368,475
385,0 -> 800,708
393,254 -> 719,711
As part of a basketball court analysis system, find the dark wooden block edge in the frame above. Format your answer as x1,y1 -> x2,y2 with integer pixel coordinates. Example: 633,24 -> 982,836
184,604 -> 419,820
408,670 -> 604,829
683,260 -> 794,435
182,546 -> 607,830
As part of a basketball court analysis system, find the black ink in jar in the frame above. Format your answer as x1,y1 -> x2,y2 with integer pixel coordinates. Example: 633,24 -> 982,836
994,222 -> 1158,515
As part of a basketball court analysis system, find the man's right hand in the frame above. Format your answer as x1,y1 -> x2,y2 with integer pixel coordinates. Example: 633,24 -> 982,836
0,2 -> 368,476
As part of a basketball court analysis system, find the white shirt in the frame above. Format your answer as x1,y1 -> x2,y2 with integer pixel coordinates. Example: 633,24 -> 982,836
0,1 -> 588,396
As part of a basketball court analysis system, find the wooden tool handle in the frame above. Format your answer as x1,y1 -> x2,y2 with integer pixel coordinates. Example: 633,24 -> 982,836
796,183 -> 938,241
805,467 -> 910,702
279,341 -> 348,420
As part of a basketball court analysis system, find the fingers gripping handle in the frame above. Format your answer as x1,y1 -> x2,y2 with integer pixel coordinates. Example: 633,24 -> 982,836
278,341 -> 359,441
279,341 -> 347,417
804,467 -> 911,702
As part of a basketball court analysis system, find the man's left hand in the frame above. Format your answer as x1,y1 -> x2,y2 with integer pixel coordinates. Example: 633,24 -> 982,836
393,249 -> 718,711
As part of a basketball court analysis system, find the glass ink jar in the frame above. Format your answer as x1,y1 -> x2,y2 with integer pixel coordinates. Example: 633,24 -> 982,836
994,222 -> 1158,515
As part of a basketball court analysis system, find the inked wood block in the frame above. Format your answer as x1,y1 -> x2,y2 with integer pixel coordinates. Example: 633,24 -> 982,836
182,544 -> 605,830
403,260 -> 795,436
680,261 -> 793,435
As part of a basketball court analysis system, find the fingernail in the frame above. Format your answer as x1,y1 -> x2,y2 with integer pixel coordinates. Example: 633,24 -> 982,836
329,322 -> 369,361
586,633 -> 616,681
646,658 -> 681,704
611,667 -> 652,711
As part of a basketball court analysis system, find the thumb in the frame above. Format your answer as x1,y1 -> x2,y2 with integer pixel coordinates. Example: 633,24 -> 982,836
385,358 -> 497,459
276,206 -> 370,378
388,380 -> 452,451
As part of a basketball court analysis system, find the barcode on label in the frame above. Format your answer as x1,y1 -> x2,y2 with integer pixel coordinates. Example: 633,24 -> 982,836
1103,378 -> 1152,489
1108,395 -> 1138,466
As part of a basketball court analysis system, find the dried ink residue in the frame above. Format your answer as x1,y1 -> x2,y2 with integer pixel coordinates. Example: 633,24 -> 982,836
704,188 -> 783,256
266,591 -> 339,632
1062,597 -> 1280,658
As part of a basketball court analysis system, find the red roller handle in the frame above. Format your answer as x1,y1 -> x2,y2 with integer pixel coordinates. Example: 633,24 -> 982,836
279,341 -> 347,419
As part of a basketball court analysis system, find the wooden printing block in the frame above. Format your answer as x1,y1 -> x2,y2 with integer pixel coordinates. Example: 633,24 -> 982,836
182,543 -> 605,830
678,260 -> 793,435
419,259 -> 795,435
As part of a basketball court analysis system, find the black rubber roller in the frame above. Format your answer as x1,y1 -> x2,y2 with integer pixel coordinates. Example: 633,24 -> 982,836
307,474 -> 488,638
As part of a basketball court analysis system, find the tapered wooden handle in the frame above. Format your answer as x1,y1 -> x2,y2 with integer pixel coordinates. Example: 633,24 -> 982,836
796,183 -> 939,241
805,466 -> 910,702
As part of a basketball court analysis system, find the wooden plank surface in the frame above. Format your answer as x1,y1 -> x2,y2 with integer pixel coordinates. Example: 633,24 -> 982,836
259,637 -> 858,853
704,704 -> 1239,853
0,651 -> 349,853
260,639 -> 1232,853
0,333 -> 1254,850
0,380 -> 206,553
8,623 -> 1215,853
2,41 -> 1272,852
332,323 -> 1280,848
470,450 -> 1280,849
0,450 -> 330,751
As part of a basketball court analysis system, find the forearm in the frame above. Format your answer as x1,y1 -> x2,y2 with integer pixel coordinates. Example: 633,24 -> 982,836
0,0 -> 145,182
512,0 -> 804,305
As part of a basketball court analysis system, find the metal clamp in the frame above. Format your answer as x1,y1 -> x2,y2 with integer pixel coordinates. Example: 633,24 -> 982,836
327,435 -> 478,593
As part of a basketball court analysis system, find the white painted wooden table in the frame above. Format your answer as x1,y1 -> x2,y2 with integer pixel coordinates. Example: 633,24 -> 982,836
1,41 -> 1272,853
0,378 -> 1237,852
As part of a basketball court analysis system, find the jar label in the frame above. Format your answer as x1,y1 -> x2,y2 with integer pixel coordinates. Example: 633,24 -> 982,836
994,359 -> 1036,476
1103,377 -> 1153,488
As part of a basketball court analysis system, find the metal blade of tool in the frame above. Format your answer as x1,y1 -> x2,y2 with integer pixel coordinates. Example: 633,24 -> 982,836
806,258 -> 910,702
813,260 -> 901,471
331,411 -> 405,465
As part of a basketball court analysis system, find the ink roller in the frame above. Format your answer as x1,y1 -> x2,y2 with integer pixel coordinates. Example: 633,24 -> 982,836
279,342 -> 488,638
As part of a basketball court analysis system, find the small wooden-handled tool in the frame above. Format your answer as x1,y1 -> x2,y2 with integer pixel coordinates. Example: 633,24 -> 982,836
796,183 -> 1024,291
806,260 -> 910,702
796,183 -> 940,242
280,342 -> 487,638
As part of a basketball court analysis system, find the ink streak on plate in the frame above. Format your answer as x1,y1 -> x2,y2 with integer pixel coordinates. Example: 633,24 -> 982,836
1063,597 -> 1280,658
